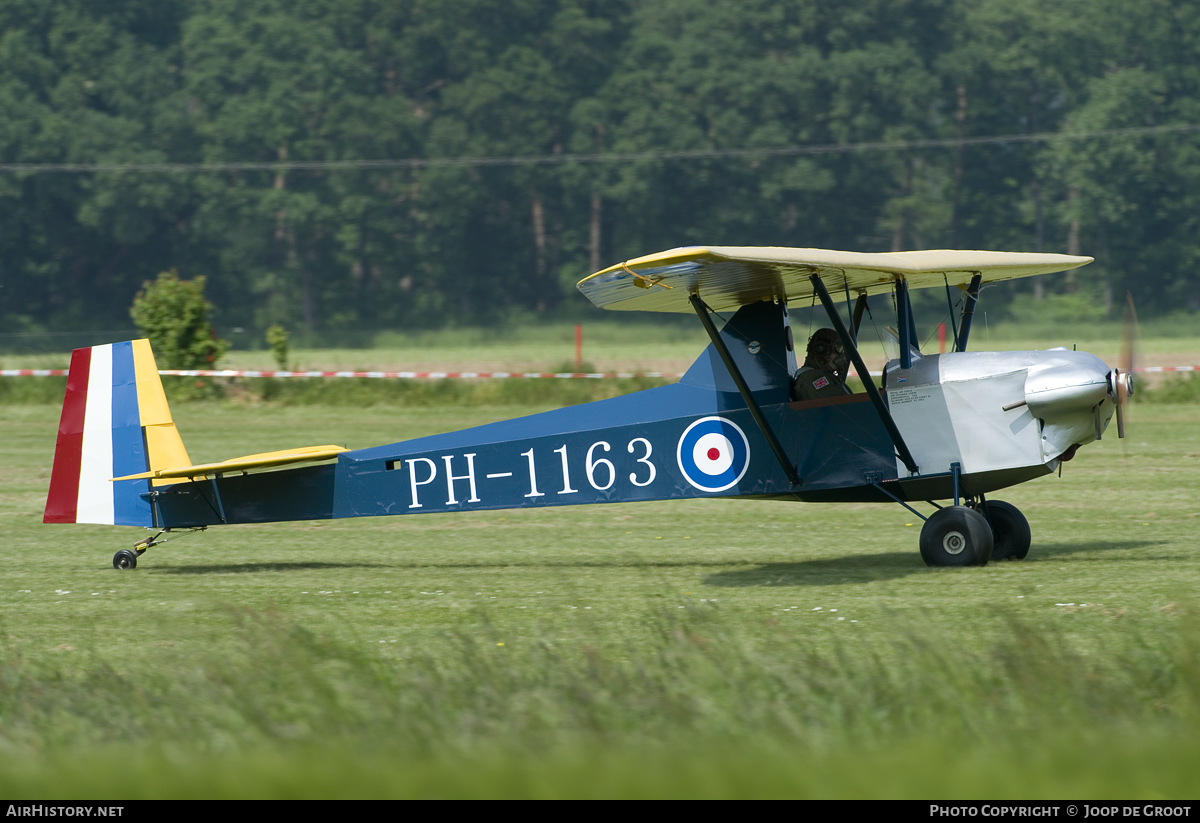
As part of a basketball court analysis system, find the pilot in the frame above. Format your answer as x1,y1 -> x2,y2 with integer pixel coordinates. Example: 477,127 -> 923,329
792,328 -> 852,401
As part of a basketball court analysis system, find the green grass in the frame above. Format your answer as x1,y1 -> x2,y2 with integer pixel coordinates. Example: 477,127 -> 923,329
1,401 -> 1199,797
5,317 -> 1200,376
0,374 -> 676,409
1142,373 -> 1200,404
1,370 -> 1192,409
0,319 -> 712,375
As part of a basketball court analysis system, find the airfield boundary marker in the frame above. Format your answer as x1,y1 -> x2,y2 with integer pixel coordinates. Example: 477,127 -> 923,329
165,369 -> 678,379
1,369 -> 685,379
0,366 -> 1195,379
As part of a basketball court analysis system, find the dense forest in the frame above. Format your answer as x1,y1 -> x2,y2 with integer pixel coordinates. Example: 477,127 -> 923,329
1,0 -> 1198,341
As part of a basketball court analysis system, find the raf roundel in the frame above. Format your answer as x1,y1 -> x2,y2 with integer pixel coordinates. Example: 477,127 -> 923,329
676,416 -> 751,493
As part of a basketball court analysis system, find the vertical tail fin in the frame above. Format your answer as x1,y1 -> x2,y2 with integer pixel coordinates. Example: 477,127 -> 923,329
44,340 -> 189,526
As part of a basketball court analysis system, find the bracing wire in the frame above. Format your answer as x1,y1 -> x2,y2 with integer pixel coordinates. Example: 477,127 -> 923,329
868,297 -> 888,359
920,287 -> 967,353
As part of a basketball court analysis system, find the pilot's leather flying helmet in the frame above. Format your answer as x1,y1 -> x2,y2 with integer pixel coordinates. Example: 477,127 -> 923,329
807,328 -> 848,373
807,328 -> 844,357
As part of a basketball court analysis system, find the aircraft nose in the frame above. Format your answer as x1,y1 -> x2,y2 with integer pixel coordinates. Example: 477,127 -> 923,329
1024,359 -> 1110,418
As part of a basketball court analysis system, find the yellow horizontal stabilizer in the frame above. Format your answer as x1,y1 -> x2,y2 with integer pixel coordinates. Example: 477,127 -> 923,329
113,445 -> 349,481
577,246 -> 1093,314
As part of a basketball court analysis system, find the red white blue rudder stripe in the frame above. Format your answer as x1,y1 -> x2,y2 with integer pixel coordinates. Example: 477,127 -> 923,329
44,342 -> 154,526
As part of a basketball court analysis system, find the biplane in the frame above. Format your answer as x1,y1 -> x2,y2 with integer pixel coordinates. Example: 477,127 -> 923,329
44,247 -> 1130,569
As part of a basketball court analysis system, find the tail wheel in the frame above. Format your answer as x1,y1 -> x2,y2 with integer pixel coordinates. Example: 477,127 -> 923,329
113,549 -> 138,570
919,506 -> 994,567
976,500 -> 1031,561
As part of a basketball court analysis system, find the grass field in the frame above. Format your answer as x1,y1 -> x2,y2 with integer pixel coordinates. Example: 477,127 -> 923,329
1,390 -> 1199,797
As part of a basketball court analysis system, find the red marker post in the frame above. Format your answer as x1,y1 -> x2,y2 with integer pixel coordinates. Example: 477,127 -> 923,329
938,322 -> 946,353
575,324 -> 583,370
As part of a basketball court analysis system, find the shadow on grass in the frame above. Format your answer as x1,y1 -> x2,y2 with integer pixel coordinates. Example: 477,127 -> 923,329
153,561 -> 389,575
150,559 -> 754,574
703,552 -> 924,587
1030,540 -> 1166,560
703,540 -> 1170,587
146,541 -> 1166,579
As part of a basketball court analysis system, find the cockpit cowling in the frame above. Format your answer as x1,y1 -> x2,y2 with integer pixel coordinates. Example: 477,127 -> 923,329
1020,351 -> 1116,459
884,349 -> 1117,491
1023,358 -> 1110,419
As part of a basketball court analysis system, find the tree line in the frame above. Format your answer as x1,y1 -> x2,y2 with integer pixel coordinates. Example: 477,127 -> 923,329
1,0 -> 1198,340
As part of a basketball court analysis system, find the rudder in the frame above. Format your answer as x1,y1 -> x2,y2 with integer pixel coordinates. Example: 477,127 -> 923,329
44,340 -> 188,526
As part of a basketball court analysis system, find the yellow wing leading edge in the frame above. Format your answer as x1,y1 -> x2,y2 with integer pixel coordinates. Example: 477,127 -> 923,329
113,445 -> 349,482
577,246 -> 1093,314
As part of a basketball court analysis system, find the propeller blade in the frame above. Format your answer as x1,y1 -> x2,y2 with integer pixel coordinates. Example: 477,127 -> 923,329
1115,370 -> 1125,439
1115,293 -> 1138,439
1120,292 -> 1137,375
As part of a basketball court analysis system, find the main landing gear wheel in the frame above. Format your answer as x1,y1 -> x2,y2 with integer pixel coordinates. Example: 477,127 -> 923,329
113,549 -> 138,570
919,506 -> 994,567
975,500 -> 1031,561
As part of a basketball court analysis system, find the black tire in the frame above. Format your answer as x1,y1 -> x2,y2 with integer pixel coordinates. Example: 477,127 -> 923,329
975,500 -> 1031,561
113,549 -> 138,570
919,506 -> 994,567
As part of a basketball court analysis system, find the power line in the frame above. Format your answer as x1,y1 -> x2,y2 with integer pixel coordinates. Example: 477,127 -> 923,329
1,123 -> 1197,174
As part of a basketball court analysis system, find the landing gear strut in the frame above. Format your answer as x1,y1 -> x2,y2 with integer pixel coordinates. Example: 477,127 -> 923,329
869,477 -> 1030,567
872,477 -> 996,567
111,527 -> 205,570
112,532 -> 158,570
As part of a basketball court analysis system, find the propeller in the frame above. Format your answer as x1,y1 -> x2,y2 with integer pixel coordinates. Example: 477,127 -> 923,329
1108,293 -> 1138,438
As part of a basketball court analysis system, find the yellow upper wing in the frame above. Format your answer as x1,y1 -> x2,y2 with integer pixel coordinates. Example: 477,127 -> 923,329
113,445 -> 349,481
576,246 -> 1093,314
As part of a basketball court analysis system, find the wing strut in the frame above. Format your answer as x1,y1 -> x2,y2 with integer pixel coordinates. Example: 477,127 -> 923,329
955,273 -> 983,352
688,294 -> 802,487
809,274 -> 920,475
896,280 -> 920,369
852,293 -> 869,343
